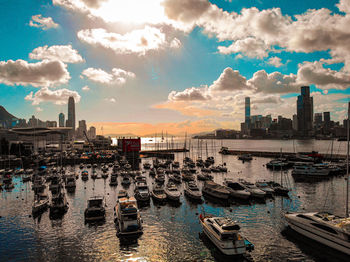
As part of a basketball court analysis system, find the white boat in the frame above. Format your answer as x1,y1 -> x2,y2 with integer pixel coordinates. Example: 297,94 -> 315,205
285,212 -> 350,255
164,182 -> 181,201
202,181 -> 230,200
291,163 -> 330,179
84,196 -> 106,222
285,104 -> 350,255
239,179 -> 266,199
255,181 -> 275,196
114,197 -> 143,237
223,179 -> 251,200
134,182 -> 150,202
32,193 -> 49,214
184,181 -> 202,200
151,185 -> 167,203
199,214 -> 254,255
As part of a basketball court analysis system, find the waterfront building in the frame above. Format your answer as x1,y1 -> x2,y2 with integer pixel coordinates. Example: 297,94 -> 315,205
59,113 -> 65,127
77,120 -> 87,139
292,114 -> 298,131
245,97 -> 250,127
46,121 -> 57,128
297,86 -> 313,136
88,126 -> 96,139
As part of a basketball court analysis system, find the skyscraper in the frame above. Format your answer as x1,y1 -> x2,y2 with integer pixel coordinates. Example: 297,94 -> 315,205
297,86 -> 313,136
67,96 -> 76,132
77,120 -> 87,138
59,113 -> 65,127
245,97 -> 250,127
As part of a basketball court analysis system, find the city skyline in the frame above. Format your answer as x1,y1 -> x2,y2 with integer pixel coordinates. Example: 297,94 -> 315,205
0,0 -> 350,135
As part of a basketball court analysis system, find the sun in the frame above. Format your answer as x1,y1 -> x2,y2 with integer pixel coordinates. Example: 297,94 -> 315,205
91,0 -> 168,25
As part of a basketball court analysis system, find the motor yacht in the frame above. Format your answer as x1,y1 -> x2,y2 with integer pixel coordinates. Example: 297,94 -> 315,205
184,181 -> 202,200
164,182 -> 181,201
223,179 -> 251,200
202,181 -> 230,200
84,196 -> 106,222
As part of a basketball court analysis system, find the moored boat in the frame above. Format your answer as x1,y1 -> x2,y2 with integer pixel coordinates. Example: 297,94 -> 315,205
84,196 -> 106,222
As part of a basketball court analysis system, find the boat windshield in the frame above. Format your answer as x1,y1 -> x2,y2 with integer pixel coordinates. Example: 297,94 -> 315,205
122,214 -> 138,220
89,199 -> 103,207
221,233 -> 238,241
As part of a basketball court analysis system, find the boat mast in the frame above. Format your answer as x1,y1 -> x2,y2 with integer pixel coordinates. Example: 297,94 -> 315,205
346,102 -> 349,218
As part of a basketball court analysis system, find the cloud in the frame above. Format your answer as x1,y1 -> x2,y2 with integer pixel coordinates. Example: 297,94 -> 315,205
248,70 -> 299,94
268,56 -> 283,67
154,101 -> 218,117
77,26 -> 180,55
29,14 -> 59,30
36,107 -> 43,112
29,45 -> 84,63
297,61 -> 350,89
105,97 -> 116,103
337,0 -> 350,14
218,38 -> 269,59
162,0 -> 210,23
81,67 -> 135,85
25,87 -> 81,105
168,87 -> 210,101
82,85 -> 90,91
0,59 -> 70,87
209,67 -> 248,92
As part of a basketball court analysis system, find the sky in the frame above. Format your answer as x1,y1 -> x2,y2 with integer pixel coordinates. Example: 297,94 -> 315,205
0,0 -> 349,136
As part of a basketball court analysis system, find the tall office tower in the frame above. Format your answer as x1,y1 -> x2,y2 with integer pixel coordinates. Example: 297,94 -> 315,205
297,86 -> 313,136
245,97 -> 250,127
67,96 -> 76,131
59,113 -> 65,127
77,120 -> 87,138
88,126 -> 96,139
292,114 -> 298,131
323,112 -> 330,123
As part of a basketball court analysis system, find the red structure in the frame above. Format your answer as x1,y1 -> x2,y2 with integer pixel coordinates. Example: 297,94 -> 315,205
118,138 -> 141,153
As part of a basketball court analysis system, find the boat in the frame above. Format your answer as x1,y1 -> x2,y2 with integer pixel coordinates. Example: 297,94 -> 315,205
65,175 -> 76,192
50,188 -> 68,216
197,172 -> 213,181
285,212 -> 350,255
32,176 -> 45,192
202,181 -> 230,200
182,172 -> 195,181
164,182 -> 181,201
109,174 -> 118,186
114,197 -> 143,237
169,173 -> 182,183
155,173 -> 165,184
32,193 -> 49,214
266,181 -> 289,196
117,189 -> 128,199
223,179 -> 251,200
291,163 -> 330,180
285,104 -> 350,255
238,154 -> 253,161
121,176 -> 131,186
134,182 -> 150,202
199,214 -> 254,255
84,196 -> 106,222
239,179 -> 266,199
143,162 -> 151,169
22,175 -> 31,182
81,170 -> 89,181
101,172 -> 109,179
151,185 -> 167,203
91,170 -> 97,179
79,164 -> 84,169
255,181 -> 275,197
184,181 -> 202,200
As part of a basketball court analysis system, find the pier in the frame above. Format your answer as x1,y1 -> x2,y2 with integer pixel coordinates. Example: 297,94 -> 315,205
140,148 -> 189,159
219,149 -> 346,160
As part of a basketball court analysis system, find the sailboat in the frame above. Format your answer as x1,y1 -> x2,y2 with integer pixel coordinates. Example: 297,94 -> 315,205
285,103 -> 350,255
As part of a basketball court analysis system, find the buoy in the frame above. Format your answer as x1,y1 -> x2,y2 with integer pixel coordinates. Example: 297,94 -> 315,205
84,187 -> 86,189
298,196 -> 300,198
107,193 -> 109,195
195,212 -> 198,215
29,215 -> 32,218
22,198 -> 24,200
229,209 -> 232,212
267,211 -> 270,214
16,196 -> 19,198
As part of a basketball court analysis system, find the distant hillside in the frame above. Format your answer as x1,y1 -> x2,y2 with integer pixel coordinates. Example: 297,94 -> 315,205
0,106 -> 18,121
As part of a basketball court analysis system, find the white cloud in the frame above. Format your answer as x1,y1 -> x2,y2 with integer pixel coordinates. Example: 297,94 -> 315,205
337,0 -> 350,14
77,26 -> 179,55
25,87 -> 81,105
218,38 -> 269,59
0,59 -> 70,88
81,67 -> 135,85
248,70 -> 298,94
29,14 -> 59,30
209,67 -> 248,92
168,86 -> 210,101
297,61 -> 350,89
268,57 -> 283,67
105,97 -> 116,103
29,45 -> 84,63
82,85 -> 90,91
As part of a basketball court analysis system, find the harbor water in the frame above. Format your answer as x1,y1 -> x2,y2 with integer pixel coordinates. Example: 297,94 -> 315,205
1,139 -> 349,261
